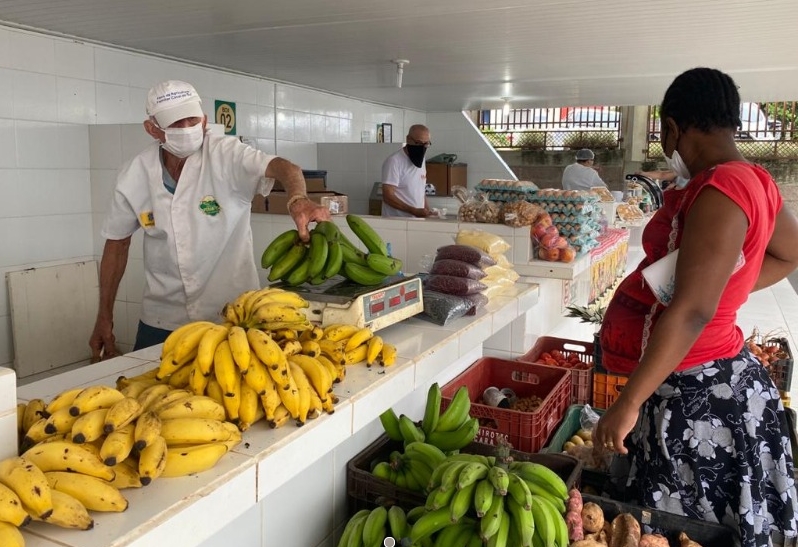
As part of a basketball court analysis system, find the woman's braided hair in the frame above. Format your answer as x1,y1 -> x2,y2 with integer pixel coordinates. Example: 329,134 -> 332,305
660,67 -> 742,133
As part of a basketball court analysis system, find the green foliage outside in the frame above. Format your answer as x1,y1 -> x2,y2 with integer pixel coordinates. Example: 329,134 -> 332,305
512,131 -> 546,149
563,131 -> 618,150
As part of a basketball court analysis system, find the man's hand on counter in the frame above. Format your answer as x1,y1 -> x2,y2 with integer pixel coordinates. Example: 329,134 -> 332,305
412,206 -> 432,218
89,318 -> 121,363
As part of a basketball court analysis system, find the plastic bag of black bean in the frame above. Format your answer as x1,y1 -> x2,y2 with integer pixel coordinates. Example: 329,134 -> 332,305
430,259 -> 487,280
463,293 -> 489,315
419,290 -> 473,326
435,245 -> 497,268
425,274 -> 487,296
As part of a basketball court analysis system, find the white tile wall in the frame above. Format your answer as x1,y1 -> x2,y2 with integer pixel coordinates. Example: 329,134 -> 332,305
0,69 -> 14,120
426,111 -> 516,188
261,451 -> 335,547
0,22 -> 434,370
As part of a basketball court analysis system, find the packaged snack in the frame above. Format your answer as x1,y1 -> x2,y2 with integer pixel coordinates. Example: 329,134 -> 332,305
482,265 -> 520,284
458,193 -> 502,223
435,245 -> 497,268
425,275 -> 487,296
455,229 -> 511,255
502,201 -> 545,227
430,259 -> 487,280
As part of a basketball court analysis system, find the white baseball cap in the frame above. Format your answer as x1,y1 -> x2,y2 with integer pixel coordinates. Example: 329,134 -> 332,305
146,80 -> 204,128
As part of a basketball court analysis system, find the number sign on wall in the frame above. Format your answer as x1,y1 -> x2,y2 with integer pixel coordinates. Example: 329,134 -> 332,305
215,100 -> 236,135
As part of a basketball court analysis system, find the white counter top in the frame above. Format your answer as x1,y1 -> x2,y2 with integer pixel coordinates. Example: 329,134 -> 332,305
18,283 -> 540,547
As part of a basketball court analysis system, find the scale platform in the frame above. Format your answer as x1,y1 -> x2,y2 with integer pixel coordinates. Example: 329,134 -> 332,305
277,275 -> 424,332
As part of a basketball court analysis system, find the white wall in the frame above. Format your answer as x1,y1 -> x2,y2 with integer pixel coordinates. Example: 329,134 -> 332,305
316,112 -> 515,215
426,111 -> 516,188
0,23 -> 426,371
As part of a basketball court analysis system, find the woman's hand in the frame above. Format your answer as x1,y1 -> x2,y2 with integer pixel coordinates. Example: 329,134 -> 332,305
593,397 -> 640,455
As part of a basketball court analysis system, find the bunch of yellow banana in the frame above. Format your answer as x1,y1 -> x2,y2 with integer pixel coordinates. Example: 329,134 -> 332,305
18,381 -> 241,496
319,324 -> 397,367
220,286 -> 312,330
148,287 -> 400,428
0,452 -> 129,544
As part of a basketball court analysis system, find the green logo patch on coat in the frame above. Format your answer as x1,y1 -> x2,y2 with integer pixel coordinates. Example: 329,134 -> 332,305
199,195 -> 221,216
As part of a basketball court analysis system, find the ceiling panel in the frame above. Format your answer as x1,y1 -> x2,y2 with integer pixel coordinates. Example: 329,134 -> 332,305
1,0 -> 796,111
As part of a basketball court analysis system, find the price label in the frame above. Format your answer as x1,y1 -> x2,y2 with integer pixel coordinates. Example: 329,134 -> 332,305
214,100 -> 236,135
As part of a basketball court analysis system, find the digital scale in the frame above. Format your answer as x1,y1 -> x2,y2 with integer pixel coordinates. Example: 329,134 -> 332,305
280,275 -> 424,332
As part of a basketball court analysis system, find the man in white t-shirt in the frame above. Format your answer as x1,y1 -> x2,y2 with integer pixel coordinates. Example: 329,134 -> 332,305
561,148 -> 608,191
381,125 -> 433,217
89,80 -> 330,359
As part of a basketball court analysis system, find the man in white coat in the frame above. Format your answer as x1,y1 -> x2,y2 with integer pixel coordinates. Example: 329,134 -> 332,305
89,80 -> 330,360
561,148 -> 608,191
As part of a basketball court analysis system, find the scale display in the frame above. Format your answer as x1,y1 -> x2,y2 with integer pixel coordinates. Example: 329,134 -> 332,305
277,275 -> 424,332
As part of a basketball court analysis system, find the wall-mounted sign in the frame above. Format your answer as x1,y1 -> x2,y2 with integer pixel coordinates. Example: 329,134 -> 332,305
376,123 -> 392,143
215,100 -> 236,135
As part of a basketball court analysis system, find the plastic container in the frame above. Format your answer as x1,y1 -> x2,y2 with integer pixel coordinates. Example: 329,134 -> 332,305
581,494 -> 738,547
541,404 -> 609,495
592,362 -> 629,410
765,337 -> 794,393
518,336 -> 594,405
346,433 -> 582,512
440,358 -> 571,453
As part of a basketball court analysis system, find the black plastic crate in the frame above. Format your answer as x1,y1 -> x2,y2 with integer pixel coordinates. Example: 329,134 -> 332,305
347,434 -> 582,513
582,494 -> 738,547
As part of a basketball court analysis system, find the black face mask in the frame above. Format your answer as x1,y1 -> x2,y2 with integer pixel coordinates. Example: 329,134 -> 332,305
406,144 -> 427,168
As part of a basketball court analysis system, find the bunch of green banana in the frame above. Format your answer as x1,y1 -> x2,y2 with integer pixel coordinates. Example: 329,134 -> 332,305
379,384 -> 479,454
337,505 -> 419,547
409,450 -> 570,547
266,216 -> 403,287
260,224 -> 341,286
371,441 -> 447,493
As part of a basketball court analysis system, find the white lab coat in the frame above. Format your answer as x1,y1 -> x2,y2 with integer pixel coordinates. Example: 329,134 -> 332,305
101,134 -> 275,331
561,162 -> 607,191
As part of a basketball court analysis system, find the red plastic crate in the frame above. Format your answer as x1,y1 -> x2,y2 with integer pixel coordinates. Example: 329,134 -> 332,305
763,337 -> 794,393
440,358 -> 571,453
518,336 -> 594,405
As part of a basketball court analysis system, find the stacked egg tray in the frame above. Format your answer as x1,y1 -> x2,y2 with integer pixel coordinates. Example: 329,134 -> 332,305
475,179 -> 540,203
527,189 -> 603,254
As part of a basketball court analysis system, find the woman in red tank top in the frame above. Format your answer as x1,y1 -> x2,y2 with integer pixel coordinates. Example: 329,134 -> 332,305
594,68 -> 798,546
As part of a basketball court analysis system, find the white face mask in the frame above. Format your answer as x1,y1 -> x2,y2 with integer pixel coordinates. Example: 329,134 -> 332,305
664,149 -> 691,181
162,124 -> 204,158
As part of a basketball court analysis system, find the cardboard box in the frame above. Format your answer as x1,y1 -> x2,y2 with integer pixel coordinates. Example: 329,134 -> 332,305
425,163 -> 467,197
272,170 -> 327,193
252,191 -> 348,215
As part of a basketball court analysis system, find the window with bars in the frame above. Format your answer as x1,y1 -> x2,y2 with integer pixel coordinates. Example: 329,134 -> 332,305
646,101 -> 798,160
478,106 -> 622,150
